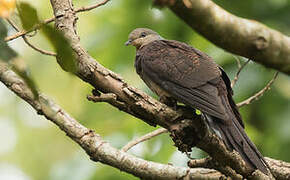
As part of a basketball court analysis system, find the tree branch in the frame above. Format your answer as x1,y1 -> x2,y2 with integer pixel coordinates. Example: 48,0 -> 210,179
153,0 -> 290,75
231,58 -> 250,88
0,0 -> 288,179
266,157 -> 290,180
0,61 -> 226,180
6,18 -> 56,56
237,72 -> 279,108
2,60 -> 289,180
1,61 -> 287,179
188,157 -> 243,179
122,128 -> 168,152
4,0 -> 110,42
47,0 -> 280,178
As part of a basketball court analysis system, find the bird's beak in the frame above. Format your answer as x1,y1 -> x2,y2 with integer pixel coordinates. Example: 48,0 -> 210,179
125,39 -> 132,46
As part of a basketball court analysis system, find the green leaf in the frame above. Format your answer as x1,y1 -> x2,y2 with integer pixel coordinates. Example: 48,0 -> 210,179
17,2 -> 39,31
17,2 -> 76,72
42,25 -> 77,73
0,19 -> 17,61
0,19 -> 8,39
12,63 -> 39,100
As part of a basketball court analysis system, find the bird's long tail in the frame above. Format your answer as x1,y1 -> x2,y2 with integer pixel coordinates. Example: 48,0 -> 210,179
205,113 -> 269,175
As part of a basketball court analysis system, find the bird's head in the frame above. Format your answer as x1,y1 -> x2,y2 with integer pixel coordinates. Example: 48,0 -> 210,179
125,28 -> 162,49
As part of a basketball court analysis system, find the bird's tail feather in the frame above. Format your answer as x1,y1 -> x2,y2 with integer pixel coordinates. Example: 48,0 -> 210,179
209,115 -> 269,175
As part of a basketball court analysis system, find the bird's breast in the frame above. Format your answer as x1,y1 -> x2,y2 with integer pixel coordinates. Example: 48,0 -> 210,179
141,72 -> 171,98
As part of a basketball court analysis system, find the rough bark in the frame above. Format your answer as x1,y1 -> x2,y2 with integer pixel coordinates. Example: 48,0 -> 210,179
1,61 -> 290,179
47,0 -> 289,179
154,0 -> 290,75
1,0 -> 289,179
0,62 -> 225,180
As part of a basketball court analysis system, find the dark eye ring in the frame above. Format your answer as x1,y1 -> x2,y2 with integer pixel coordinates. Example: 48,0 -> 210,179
140,32 -> 146,38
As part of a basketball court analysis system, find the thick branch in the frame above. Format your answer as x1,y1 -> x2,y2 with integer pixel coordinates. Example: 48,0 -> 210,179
154,0 -> 290,75
47,0 -> 282,179
188,157 -> 243,179
266,157 -> 290,180
0,62 -> 226,180
2,61 -> 288,180
49,0 -> 182,132
0,0 -> 288,179
49,0 -> 245,177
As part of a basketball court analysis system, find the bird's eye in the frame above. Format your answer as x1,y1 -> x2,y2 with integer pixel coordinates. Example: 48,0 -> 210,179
140,32 -> 146,38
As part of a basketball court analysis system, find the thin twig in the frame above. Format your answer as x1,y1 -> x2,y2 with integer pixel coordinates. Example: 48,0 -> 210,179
231,58 -> 250,88
49,0 -> 274,177
4,0 -> 110,42
22,36 -> 56,56
0,62 -> 227,180
235,56 -> 242,69
237,72 -> 279,108
4,17 -> 55,42
75,0 -> 110,12
121,128 -> 168,152
6,18 -> 56,56
188,157 -> 242,179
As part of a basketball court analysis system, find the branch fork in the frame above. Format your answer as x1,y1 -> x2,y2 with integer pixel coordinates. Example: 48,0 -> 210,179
0,0 -> 286,179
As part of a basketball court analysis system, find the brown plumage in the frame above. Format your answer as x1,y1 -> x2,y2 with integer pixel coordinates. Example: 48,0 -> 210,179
126,28 -> 269,175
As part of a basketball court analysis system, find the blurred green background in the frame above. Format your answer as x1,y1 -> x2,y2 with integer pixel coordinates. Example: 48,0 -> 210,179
0,0 -> 290,179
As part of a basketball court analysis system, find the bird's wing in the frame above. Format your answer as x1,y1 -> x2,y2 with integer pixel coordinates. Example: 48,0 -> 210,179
137,40 -> 233,121
137,40 -> 269,173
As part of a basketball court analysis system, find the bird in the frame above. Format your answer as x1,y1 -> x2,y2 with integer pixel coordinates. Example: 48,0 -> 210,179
125,28 -> 269,175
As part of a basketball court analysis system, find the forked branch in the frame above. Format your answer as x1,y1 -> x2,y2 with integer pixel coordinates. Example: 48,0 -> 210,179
237,72 -> 279,108
4,0 -> 110,42
231,58 -> 250,88
6,18 -> 56,56
0,0 -> 287,179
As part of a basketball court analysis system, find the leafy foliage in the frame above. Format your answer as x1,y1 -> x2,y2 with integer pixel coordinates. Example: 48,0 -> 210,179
0,0 -> 289,180
0,19 -> 17,61
17,2 -> 76,73
42,25 -> 77,73
11,60 -> 39,100
0,13 -> 38,99
17,2 -> 39,31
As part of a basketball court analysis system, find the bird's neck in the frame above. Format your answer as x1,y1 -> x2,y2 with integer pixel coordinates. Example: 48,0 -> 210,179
139,35 -> 163,49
